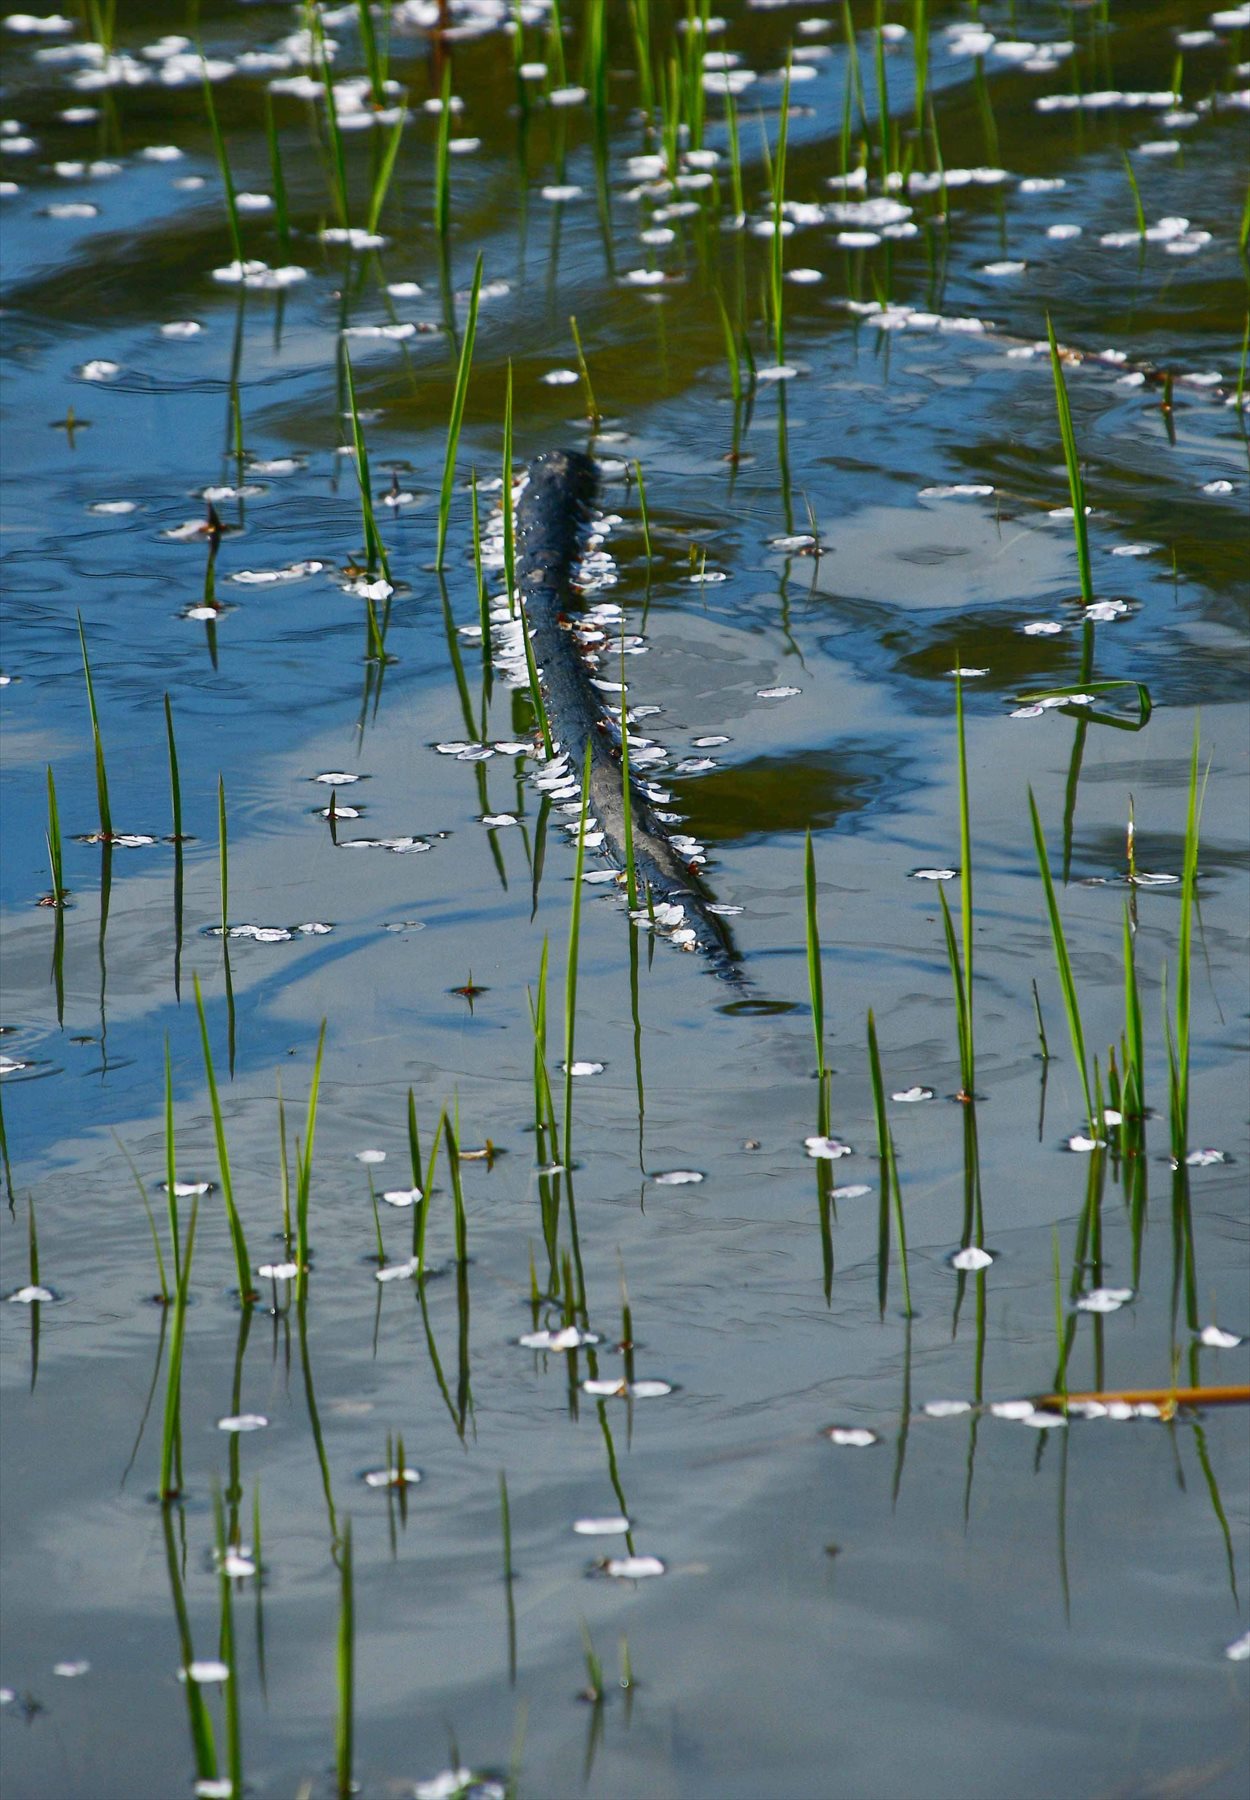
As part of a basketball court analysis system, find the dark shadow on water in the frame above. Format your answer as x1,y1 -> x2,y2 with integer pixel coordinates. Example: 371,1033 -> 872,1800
689,744 -> 911,844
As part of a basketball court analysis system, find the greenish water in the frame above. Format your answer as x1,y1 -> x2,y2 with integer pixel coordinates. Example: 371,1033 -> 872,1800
1,3 -> 1248,1797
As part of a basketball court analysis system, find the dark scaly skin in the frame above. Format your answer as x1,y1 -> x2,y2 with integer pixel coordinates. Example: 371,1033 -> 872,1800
516,449 -> 743,979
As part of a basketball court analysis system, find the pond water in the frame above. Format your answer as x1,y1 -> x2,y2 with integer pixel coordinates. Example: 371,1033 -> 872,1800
1,3 -> 1248,1797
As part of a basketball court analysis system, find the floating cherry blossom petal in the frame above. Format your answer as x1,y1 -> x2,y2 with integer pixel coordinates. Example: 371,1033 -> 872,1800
381,1187 -> 422,1207
217,1413 -> 269,1433
1066,1134 -> 1106,1154
218,1549 -> 256,1580
363,1465 -> 421,1488
911,867 -> 958,881
805,1135 -> 852,1160
519,1326 -> 599,1351
320,226 -> 387,250
650,1170 -> 704,1185
257,1262 -> 299,1281
599,1555 -> 665,1579
583,1377 -> 673,1399
415,1769 -> 504,1800
1197,1324 -> 1243,1348
920,483 -> 995,498
180,1661 -> 230,1684
53,1661 -> 90,1677
892,1086 -> 934,1103
375,1257 -> 420,1283
989,1400 -> 1036,1420
923,1400 -> 972,1418
7,1285 -> 55,1304
231,560 -> 325,585
1075,1287 -> 1133,1314
562,1060 -> 604,1076
948,1246 -> 994,1272
1226,1631 -> 1250,1663
573,1517 -> 630,1535
825,1427 -> 878,1448
1182,1148 -> 1228,1167
756,684 -> 800,698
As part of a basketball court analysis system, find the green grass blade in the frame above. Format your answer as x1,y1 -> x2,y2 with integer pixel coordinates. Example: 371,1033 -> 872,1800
868,1009 -> 911,1317
1046,315 -> 1094,606
357,0 -> 385,105
113,1131 -> 169,1303
435,253 -> 483,571
804,831 -> 825,1077
413,1111 -> 445,1271
193,974 -> 253,1300
164,1038 -> 181,1287
502,361 -> 517,617
407,1089 -> 423,1189
296,1021 -> 327,1277
1122,904 -> 1143,1117
954,668 -> 974,1094
1173,724 -> 1205,1158
342,344 -> 390,580
1028,788 -> 1093,1128
76,611 -> 112,839
570,314 -> 599,430
715,288 -> 742,405
159,1196 -> 198,1500
771,62 -> 791,370
447,1103 -> 468,1264
264,93 -> 290,260
218,775 -> 228,943
633,459 -> 653,572
366,108 -> 406,236
315,17 -> 351,227
45,765 -> 64,901
912,0 -> 929,129
562,741 -> 594,1171
212,1489 -> 243,1799
164,694 -> 183,842
1017,679 -> 1151,732
434,62 -> 453,240
1122,150 -> 1146,239
336,1519 -> 354,1798
202,64 -> 244,265
937,887 -> 971,1096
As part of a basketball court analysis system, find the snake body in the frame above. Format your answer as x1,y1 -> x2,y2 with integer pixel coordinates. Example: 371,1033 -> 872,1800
516,449 -> 742,978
